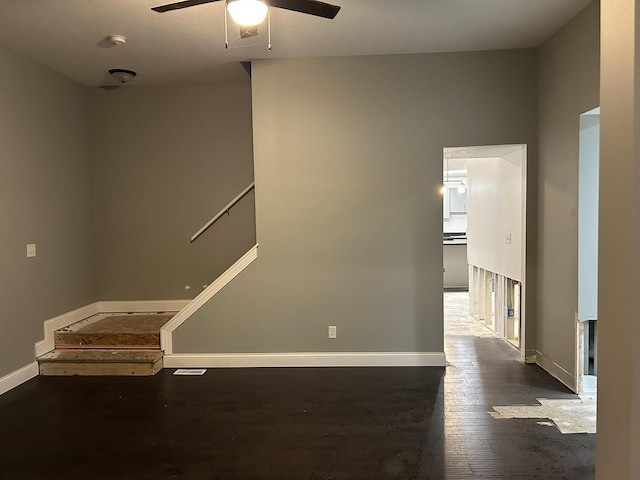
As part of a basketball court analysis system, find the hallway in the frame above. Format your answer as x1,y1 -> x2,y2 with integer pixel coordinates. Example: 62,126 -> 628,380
0,295 -> 595,479
442,291 -> 595,478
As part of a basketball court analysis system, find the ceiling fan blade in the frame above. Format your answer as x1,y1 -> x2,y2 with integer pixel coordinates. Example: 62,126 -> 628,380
152,0 -> 221,13
268,0 -> 340,19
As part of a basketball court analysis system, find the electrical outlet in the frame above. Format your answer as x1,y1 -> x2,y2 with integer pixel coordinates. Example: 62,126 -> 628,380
504,233 -> 512,244
26,244 -> 36,258
328,325 -> 337,339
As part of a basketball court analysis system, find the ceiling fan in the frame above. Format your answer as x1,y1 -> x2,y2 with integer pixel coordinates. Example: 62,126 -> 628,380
151,0 -> 341,21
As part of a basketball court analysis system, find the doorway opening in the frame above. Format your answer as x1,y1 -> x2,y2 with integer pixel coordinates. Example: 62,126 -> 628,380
577,107 -> 599,394
443,144 -> 527,358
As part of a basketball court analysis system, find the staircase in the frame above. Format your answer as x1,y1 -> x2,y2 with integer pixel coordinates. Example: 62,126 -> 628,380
37,312 -> 175,376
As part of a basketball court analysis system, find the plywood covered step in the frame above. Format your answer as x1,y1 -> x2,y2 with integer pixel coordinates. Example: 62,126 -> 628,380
38,349 -> 163,376
54,313 -> 174,349
37,312 -> 175,376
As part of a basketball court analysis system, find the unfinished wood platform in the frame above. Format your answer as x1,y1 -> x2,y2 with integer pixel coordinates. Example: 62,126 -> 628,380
38,312 -> 174,376
38,349 -> 163,376
54,313 -> 173,349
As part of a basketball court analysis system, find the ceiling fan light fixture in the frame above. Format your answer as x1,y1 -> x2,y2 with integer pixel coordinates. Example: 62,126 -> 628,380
226,0 -> 268,26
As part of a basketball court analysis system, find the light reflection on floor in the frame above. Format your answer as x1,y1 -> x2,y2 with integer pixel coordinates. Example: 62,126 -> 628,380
444,291 -> 499,338
444,291 -> 597,435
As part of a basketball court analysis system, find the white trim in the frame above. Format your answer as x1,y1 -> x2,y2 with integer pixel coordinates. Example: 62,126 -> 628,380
575,312 -> 584,394
163,351 -> 446,368
35,302 -> 100,357
98,299 -> 190,313
0,362 -> 38,396
161,245 -> 259,354
535,350 -> 577,393
520,144 -> 528,363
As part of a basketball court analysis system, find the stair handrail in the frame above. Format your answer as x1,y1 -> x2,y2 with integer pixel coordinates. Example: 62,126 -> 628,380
191,182 -> 255,243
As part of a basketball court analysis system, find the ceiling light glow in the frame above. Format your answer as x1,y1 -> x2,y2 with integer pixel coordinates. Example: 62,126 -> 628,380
227,0 -> 268,26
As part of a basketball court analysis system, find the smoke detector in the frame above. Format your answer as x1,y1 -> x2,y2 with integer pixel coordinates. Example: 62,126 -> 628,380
107,34 -> 127,46
108,68 -> 137,84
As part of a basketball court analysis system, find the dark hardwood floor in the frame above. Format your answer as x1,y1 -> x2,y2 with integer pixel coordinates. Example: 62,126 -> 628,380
0,319 -> 594,479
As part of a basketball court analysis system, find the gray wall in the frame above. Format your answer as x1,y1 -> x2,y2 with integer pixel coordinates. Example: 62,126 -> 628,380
174,50 -> 538,354
89,84 -> 256,300
536,1 -> 599,387
597,0 -> 640,476
0,44 -> 96,376
0,44 -> 256,376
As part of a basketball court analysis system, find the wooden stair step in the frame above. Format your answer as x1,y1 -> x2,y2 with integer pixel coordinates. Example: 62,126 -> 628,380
54,313 -> 173,349
54,333 -> 161,349
38,349 -> 163,376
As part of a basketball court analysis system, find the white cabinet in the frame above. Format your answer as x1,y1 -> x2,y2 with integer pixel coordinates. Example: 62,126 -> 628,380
449,187 -> 467,213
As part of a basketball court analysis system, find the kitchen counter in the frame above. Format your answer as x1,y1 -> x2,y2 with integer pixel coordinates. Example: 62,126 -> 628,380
443,232 -> 467,245
444,238 -> 467,245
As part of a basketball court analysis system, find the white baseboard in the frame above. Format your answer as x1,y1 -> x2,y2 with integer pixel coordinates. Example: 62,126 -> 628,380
535,350 -> 577,393
161,245 -> 259,354
163,351 -> 446,368
0,362 -> 38,396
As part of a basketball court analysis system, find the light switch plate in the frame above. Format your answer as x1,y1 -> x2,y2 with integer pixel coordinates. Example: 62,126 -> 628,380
26,244 -> 36,258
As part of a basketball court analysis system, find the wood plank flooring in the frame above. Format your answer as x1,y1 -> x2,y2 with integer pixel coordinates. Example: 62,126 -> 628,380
0,294 -> 595,479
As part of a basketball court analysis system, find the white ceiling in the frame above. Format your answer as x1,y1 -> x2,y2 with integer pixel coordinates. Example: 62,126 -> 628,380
0,0 -> 592,87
